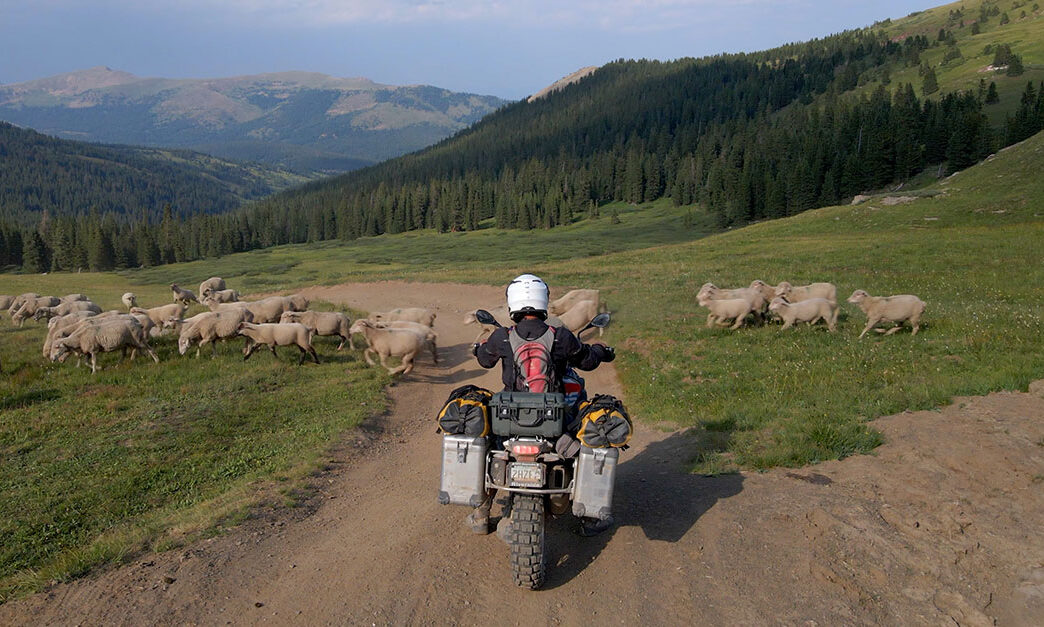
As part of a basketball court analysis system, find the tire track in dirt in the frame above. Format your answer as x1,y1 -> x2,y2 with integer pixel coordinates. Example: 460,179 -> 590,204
2,282 -> 1041,625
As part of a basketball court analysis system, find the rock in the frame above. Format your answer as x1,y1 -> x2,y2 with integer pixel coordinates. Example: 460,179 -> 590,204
162,575 -> 176,585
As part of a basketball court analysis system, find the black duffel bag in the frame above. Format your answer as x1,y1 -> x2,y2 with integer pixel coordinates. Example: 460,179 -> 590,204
437,384 -> 493,437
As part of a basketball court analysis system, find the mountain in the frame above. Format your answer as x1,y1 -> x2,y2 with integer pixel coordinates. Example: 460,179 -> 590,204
0,68 -> 507,174
0,121 -> 308,224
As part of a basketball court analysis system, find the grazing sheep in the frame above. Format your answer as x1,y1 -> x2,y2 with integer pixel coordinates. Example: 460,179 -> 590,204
60,293 -> 89,303
42,311 -> 98,358
549,289 -> 603,316
122,292 -> 137,309
279,310 -> 355,350
32,300 -> 102,320
11,296 -> 62,326
768,297 -> 839,332
847,290 -> 927,338
204,288 -> 240,304
199,277 -> 226,300
178,309 -> 253,357
556,299 -> 605,337
131,303 -> 188,330
7,293 -> 40,318
774,281 -> 838,304
50,316 -> 159,373
370,307 -> 436,328
170,283 -> 199,305
349,319 -> 423,375
373,320 -> 439,364
238,322 -> 319,365
697,292 -> 753,330
0,295 -> 13,311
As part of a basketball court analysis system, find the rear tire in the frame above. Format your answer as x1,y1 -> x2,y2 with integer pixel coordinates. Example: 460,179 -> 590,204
509,494 -> 547,589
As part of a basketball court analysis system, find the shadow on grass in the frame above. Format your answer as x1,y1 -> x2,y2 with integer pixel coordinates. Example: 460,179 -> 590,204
542,431 -> 745,589
0,388 -> 62,411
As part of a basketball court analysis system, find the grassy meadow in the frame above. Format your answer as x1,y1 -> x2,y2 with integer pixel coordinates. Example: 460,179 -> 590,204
2,132 -> 1043,598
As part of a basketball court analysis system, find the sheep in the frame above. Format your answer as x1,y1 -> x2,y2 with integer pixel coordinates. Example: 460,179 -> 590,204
131,303 -> 188,330
7,293 -> 40,318
0,295 -> 14,313
549,289 -> 603,316
170,283 -> 199,305
50,316 -> 159,373
198,277 -> 226,300
285,294 -> 309,312
42,311 -> 98,358
11,296 -> 62,326
122,292 -> 137,310
279,310 -> 355,350
203,288 -> 240,304
698,283 -> 768,322
177,308 -> 253,357
463,305 -> 509,343
238,322 -> 319,365
847,290 -> 927,338
768,297 -> 839,332
555,299 -> 604,337
697,292 -> 753,330
774,281 -> 838,304
372,320 -> 439,364
204,296 -> 289,323
370,307 -> 436,328
349,319 -> 423,375
32,300 -> 102,321
161,312 -> 214,334
60,293 -> 89,303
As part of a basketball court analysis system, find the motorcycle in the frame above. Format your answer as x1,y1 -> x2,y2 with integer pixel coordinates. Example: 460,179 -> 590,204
450,309 -> 615,589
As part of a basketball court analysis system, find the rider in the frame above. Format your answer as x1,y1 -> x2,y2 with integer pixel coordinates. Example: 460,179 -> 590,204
470,273 -> 616,536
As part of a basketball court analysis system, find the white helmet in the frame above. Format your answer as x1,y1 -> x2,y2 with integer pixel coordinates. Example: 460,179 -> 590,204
506,274 -> 550,320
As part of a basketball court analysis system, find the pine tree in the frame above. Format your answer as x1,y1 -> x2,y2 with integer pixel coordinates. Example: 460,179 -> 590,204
1007,54 -> 1025,76
986,81 -> 1000,104
22,230 -> 47,273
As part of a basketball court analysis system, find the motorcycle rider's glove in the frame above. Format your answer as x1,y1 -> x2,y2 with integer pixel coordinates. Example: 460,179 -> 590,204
592,344 -> 615,362
470,342 -> 480,357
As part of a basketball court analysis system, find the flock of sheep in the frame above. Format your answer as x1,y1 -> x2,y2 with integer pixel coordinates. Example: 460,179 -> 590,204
0,277 -> 442,375
697,280 -> 927,337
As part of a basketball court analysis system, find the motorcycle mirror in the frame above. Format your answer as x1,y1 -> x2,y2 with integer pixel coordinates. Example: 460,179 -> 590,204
589,312 -> 611,328
475,309 -> 501,327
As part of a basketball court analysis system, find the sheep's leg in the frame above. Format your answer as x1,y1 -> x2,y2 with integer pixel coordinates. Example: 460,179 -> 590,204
364,348 -> 377,367
430,340 -> 439,364
243,342 -> 259,361
90,352 -> 98,374
858,318 -> 878,338
268,345 -> 278,358
781,318 -> 794,330
884,324 -> 904,336
296,345 -> 307,365
730,314 -> 746,330
705,314 -> 715,328
336,335 -> 346,351
308,345 -> 320,364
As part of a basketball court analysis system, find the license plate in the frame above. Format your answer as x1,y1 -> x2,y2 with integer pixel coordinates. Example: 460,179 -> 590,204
509,462 -> 545,487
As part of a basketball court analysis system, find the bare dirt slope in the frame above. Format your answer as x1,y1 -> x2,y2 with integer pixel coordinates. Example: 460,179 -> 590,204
2,282 -> 1042,626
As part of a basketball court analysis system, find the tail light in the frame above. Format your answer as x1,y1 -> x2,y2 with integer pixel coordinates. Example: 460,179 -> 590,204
511,443 -> 542,456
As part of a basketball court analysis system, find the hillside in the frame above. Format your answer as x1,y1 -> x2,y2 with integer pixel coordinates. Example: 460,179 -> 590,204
0,68 -> 507,173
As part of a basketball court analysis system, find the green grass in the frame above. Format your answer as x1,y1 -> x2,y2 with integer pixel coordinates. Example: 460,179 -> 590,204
0,295 -> 386,601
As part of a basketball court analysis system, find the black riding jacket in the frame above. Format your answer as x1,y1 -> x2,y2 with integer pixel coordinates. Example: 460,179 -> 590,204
476,317 -> 610,391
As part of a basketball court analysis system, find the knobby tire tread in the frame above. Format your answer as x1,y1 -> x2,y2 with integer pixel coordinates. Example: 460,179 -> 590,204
509,494 -> 547,589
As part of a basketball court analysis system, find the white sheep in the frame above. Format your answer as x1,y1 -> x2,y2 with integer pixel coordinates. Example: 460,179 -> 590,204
556,299 -> 605,337
205,296 -> 287,323
131,303 -> 188,330
60,293 -> 89,303
286,294 -> 309,312
774,281 -> 838,304
7,293 -> 40,318
463,305 -> 509,343
170,283 -> 199,305
204,288 -> 240,304
372,320 -> 438,364
768,297 -> 839,332
42,311 -> 98,358
178,309 -> 253,357
349,319 -> 423,375
847,290 -> 927,338
50,316 -> 159,373
279,310 -> 355,350
370,307 -> 436,327
0,295 -> 13,312
698,283 -> 768,322
121,292 -> 138,310
238,322 -> 319,364
549,289 -> 602,316
32,300 -> 102,321
199,277 -> 226,300
697,292 -> 753,330
11,296 -> 61,326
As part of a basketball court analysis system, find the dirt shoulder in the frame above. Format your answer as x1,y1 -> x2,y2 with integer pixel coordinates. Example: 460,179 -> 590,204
2,281 -> 1041,625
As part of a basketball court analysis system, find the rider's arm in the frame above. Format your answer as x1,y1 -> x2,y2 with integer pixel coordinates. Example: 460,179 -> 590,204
558,328 -> 614,370
475,327 -> 508,369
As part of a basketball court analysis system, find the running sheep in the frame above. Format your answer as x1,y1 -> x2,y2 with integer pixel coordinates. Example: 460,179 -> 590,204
774,281 -> 838,304
170,283 -> 199,305
697,291 -> 753,330
847,290 -> 927,338
349,319 -> 423,375
768,297 -> 839,332
369,307 -> 436,327
199,277 -> 226,300
50,316 -> 159,374
556,299 -> 605,337
238,321 -> 319,365
372,320 -> 438,364
549,289 -> 603,316
177,309 -> 253,357
204,288 -> 240,304
698,283 -> 768,322
279,310 -> 355,350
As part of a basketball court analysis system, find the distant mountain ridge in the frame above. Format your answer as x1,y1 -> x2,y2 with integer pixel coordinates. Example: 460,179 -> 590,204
0,67 -> 507,173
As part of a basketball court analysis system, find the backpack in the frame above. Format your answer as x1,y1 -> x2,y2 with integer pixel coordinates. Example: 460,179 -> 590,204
507,326 -> 559,393
437,384 -> 493,437
575,394 -> 633,448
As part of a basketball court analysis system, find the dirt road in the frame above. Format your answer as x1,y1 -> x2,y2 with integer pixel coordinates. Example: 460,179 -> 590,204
2,282 -> 1042,625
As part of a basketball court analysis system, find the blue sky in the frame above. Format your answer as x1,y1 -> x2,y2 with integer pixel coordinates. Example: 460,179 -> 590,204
0,1 -> 941,99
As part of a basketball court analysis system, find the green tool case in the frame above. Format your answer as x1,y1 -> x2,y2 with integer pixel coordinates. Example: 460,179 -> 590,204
490,391 -> 568,438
